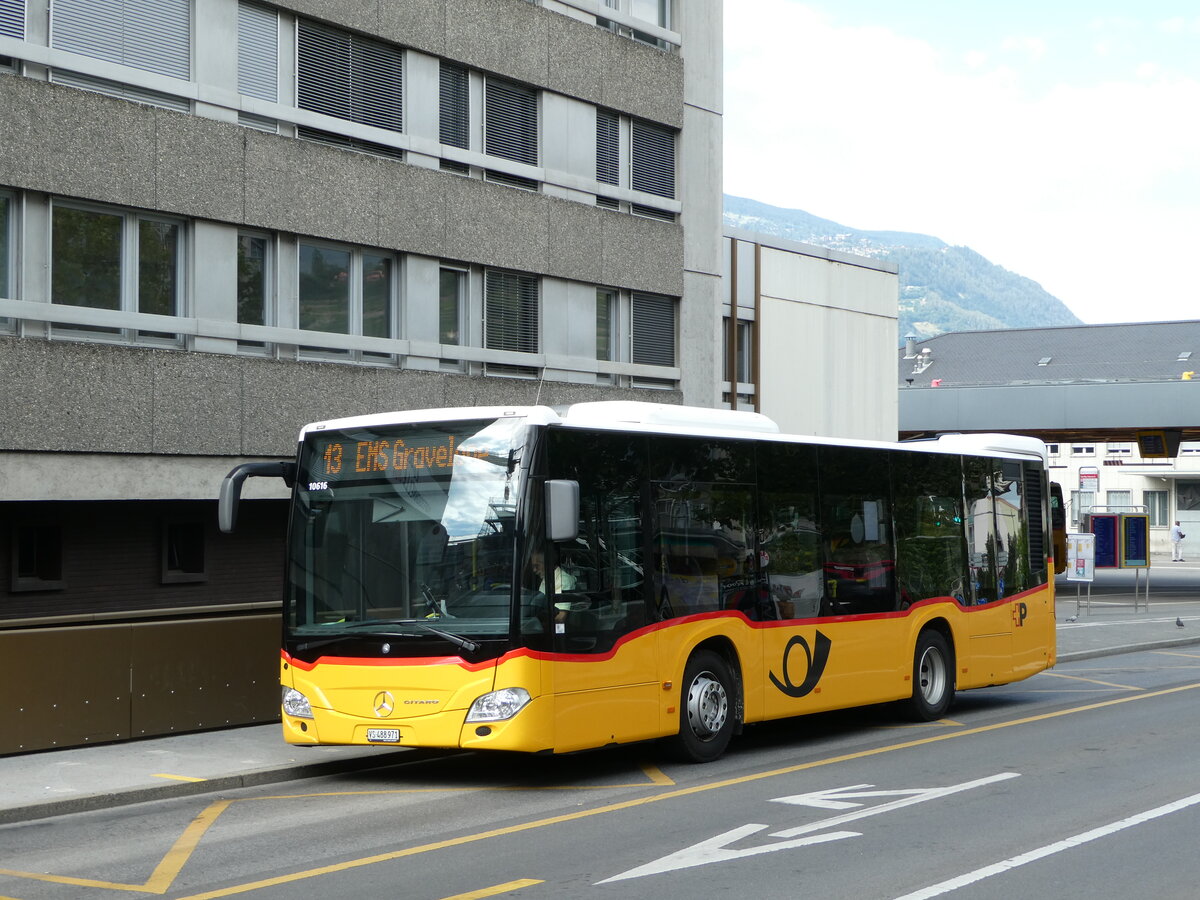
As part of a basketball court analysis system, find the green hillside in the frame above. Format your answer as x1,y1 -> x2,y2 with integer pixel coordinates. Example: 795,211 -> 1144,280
723,195 -> 1082,338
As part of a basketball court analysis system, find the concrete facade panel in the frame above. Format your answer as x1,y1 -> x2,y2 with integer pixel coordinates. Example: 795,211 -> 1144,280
547,200 -> 604,285
601,34 -> 684,129
153,112 -> 247,223
600,212 -> 683,296
374,162 -> 449,259
0,338 -> 156,453
377,0 -> 447,57
442,178 -> 549,272
243,132 -> 385,246
150,352 -> 244,454
546,13 -> 605,104
0,79 -> 158,210
270,0 -> 379,36
445,0 -> 550,88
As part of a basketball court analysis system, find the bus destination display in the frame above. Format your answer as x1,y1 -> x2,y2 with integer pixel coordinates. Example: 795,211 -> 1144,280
309,434 -> 489,484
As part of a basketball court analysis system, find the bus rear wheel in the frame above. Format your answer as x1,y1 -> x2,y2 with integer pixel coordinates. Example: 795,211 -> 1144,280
668,650 -> 735,763
906,629 -> 954,720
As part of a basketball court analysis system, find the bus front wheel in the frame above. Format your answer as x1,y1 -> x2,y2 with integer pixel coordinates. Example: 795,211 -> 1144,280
906,629 -> 954,720
668,650 -> 735,763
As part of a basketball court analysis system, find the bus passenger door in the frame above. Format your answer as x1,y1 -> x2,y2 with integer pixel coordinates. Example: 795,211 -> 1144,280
962,458 -> 1012,686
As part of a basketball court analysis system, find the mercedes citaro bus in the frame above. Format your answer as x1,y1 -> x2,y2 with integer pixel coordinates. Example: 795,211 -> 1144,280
220,402 -> 1055,762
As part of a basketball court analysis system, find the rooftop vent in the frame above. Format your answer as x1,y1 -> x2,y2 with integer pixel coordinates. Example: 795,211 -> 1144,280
1178,351 -> 1192,361
1037,357 -> 1052,366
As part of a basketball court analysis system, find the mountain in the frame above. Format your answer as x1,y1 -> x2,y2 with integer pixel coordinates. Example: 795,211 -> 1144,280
723,195 -> 1082,339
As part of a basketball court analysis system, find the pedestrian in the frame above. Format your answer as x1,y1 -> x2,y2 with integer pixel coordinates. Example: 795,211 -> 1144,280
1170,520 -> 1186,561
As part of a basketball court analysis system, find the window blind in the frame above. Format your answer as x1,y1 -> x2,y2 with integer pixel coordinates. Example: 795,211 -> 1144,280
0,0 -> 23,39
485,270 -> 539,354
238,1 -> 277,102
596,110 -> 620,186
631,119 -> 675,199
297,20 -> 402,133
440,63 -> 469,149
52,0 -> 191,80
631,292 -> 675,366
484,78 -> 538,166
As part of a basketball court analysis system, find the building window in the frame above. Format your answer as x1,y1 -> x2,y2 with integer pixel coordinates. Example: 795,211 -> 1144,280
484,77 -> 538,189
439,267 -> 465,346
439,62 -> 470,174
0,190 -> 11,306
237,232 -> 271,349
238,1 -> 278,102
11,524 -> 64,592
298,241 -> 394,346
1145,490 -> 1168,527
1106,490 -> 1131,510
50,0 -> 191,80
597,110 -> 620,187
1046,443 -> 1060,457
1071,444 -> 1095,457
51,202 -> 183,338
631,291 -> 676,367
631,119 -> 676,199
1107,442 -> 1132,456
297,20 -> 403,133
162,521 -> 206,584
484,269 -> 539,356
596,288 -> 615,361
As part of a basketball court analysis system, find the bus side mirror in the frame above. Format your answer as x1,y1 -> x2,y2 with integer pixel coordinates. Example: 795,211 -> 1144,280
219,461 -> 296,533
546,479 -> 579,542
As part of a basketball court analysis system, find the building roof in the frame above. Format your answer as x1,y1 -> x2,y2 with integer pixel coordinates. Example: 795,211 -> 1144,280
899,321 -> 1200,388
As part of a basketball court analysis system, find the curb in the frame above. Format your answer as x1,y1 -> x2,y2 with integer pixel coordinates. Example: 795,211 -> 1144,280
1057,634 -> 1200,663
0,747 -> 435,826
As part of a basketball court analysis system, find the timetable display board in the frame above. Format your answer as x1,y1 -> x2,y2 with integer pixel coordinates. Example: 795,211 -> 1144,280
1120,514 -> 1150,568
1087,514 -> 1119,569
1065,533 -> 1095,582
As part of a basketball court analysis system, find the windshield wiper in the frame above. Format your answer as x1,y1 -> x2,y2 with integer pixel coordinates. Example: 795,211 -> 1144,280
338,619 -> 480,652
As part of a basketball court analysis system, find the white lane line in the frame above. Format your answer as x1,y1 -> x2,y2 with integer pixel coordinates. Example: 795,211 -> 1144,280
891,791 -> 1200,900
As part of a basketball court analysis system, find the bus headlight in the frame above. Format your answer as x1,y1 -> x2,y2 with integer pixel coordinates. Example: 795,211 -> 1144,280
465,687 -> 531,722
281,687 -> 314,719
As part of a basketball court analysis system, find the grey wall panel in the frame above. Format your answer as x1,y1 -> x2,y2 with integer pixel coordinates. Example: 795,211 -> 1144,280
375,162 -> 450,259
270,0 -> 378,36
547,201 -> 604,285
150,352 -> 245,454
0,79 -> 158,210
602,33 -> 684,129
242,130 -> 385,247
442,176 -> 550,272
600,211 -> 684,297
445,0 -> 550,90
154,113 -> 248,223
377,0 -> 447,58
0,339 -> 157,453
546,12 -> 605,107
0,338 -> 682,458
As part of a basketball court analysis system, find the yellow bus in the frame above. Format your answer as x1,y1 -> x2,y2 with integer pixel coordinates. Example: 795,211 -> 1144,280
219,402 -> 1056,762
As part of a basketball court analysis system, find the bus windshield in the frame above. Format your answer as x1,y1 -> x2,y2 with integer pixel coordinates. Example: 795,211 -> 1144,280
286,416 -> 530,646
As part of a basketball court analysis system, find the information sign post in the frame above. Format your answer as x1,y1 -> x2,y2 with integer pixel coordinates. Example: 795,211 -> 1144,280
1066,533 -> 1095,614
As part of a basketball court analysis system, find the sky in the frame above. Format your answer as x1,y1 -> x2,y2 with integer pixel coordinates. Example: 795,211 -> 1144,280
723,0 -> 1200,325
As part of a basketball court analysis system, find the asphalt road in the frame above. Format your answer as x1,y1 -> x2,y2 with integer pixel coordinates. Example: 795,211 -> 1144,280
2,645 -> 1199,900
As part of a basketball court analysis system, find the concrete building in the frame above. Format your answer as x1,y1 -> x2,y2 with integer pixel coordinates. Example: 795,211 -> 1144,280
0,0 -> 898,752
898,322 -> 1200,559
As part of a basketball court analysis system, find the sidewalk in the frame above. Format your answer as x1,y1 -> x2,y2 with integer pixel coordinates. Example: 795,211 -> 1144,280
3,596 -> 1199,826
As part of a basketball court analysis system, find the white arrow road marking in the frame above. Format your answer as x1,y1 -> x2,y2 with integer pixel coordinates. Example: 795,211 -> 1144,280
597,826 -> 860,884
597,772 -> 1021,885
772,784 -> 932,810
771,772 -> 1020,839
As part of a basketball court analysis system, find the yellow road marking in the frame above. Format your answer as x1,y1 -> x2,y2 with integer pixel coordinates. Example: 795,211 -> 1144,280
1154,650 -> 1200,659
1042,672 -> 1143,690
170,681 -> 1200,900
439,879 -> 542,899
0,800 -> 231,895
5,681 -> 1199,898
153,773 -> 207,783
639,763 -> 674,786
